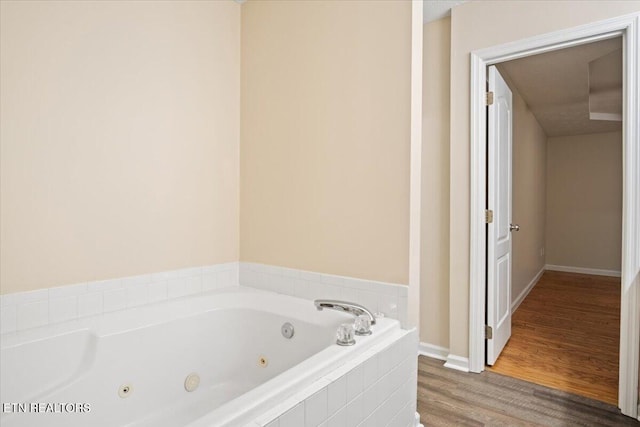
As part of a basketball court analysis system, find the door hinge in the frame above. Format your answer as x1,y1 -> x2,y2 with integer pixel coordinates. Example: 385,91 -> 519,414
486,91 -> 494,106
485,325 -> 493,340
485,209 -> 493,223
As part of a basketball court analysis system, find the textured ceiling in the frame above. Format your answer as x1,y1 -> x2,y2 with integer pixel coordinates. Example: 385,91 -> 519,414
497,37 -> 622,137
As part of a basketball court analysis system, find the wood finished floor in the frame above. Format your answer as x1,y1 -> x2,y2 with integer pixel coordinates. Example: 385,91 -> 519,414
487,271 -> 620,405
417,356 -> 639,426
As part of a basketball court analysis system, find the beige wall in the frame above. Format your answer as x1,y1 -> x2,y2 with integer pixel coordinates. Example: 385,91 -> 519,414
506,75 -> 548,305
0,1 -> 240,294
546,132 -> 622,271
449,1 -> 640,357
421,17 -> 451,346
240,0 -> 412,284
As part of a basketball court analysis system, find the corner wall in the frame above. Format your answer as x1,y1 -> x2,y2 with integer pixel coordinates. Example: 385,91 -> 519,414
507,75 -> 548,306
0,1 -> 241,294
421,17 -> 451,348
240,0 -> 412,285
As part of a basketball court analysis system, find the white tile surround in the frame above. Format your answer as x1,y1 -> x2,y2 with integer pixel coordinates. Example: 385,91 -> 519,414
239,263 -> 418,426
239,262 -> 409,328
249,328 -> 419,427
1,262 -> 409,335
0,263 -> 239,334
1,262 -> 420,426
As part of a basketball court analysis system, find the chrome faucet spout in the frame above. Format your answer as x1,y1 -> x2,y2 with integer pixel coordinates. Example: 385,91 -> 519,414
313,299 -> 376,325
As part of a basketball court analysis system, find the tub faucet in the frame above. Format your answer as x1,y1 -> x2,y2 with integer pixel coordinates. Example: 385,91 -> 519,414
314,300 -> 376,325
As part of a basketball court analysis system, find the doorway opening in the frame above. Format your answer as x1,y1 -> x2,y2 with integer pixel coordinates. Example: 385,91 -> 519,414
483,38 -> 623,405
468,13 -> 640,418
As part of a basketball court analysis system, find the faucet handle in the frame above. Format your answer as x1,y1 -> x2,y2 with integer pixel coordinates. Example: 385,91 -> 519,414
336,323 -> 356,346
354,314 -> 372,336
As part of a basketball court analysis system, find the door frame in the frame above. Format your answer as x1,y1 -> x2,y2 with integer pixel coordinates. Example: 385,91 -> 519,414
468,12 -> 640,417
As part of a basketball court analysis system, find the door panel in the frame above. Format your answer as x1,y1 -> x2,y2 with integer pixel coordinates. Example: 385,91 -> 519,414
487,65 -> 513,366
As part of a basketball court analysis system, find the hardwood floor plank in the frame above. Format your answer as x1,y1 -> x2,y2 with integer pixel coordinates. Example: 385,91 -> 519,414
487,271 -> 620,405
417,356 -> 639,426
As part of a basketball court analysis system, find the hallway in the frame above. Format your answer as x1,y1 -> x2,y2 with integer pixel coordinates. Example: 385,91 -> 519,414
487,271 -> 620,404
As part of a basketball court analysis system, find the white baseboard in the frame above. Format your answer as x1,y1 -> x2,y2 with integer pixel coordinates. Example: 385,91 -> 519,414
443,354 -> 469,372
545,264 -> 621,278
511,266 -> 544,313
414,412 -> 423,427
418,342 -> 448,361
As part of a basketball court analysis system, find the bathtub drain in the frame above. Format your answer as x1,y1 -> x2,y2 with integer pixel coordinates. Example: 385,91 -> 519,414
258,356 -> 268,367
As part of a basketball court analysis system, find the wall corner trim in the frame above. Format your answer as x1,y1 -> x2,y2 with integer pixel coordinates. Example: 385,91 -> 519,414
408,0 -> 424,332
444,354 -> 470,372
418,342 -> 449,361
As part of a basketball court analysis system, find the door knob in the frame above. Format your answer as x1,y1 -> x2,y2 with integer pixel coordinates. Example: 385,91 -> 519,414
509,224 -> 520,232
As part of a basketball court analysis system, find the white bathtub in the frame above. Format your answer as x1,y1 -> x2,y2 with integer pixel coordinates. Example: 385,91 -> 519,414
0,287 -> 415,427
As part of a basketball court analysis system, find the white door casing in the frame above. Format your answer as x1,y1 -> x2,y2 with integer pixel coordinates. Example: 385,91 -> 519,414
468,12 -> 640,418
486,66 -> 513,365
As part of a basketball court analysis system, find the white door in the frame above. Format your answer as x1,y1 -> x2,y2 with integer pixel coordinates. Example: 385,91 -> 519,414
486,65 -> 514,365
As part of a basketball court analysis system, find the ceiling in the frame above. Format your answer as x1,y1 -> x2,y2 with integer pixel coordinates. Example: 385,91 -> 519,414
424,0 -> 468,23
497,37 -> 622,137
423,1 -> 622,137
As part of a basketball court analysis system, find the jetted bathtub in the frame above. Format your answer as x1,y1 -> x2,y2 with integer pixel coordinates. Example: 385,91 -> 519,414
0,287 -> 412,427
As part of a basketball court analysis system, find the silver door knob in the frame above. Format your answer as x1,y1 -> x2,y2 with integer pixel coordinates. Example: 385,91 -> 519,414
510,224 -> 520,232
